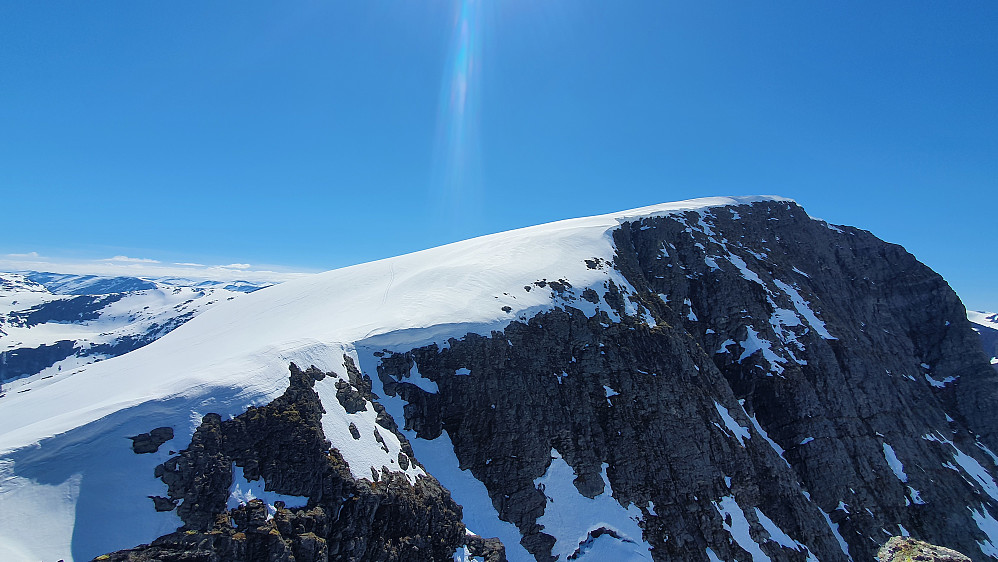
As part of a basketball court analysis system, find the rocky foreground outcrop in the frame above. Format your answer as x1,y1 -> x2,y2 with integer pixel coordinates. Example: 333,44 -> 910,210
877,536 -> 971,562
98,363 -> 504,562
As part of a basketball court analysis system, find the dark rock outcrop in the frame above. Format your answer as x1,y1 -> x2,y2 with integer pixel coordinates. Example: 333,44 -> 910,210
0,340 -> 77,384
877,536 -> 971,561
466,535 -> 507,562
7,293 -> 128,327
99,363 -> 484,562
377,307 -> 842,561
129,427 -> 174,454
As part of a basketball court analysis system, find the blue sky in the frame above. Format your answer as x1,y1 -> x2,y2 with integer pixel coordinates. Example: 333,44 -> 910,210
1,2 -> 995,309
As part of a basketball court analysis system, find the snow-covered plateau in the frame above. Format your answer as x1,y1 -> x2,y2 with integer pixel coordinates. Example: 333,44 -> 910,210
1,196 -> 996,562
0,273 -> 270,386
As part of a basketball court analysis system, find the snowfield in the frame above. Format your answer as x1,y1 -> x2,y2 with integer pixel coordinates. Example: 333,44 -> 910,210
969,310 -> 998,366
1,196 -> 801,561
969,311 -> 998,329
0,273 -> 257,385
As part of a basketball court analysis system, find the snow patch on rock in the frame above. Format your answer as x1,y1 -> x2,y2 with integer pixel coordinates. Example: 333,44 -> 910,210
534,450 -> 651,561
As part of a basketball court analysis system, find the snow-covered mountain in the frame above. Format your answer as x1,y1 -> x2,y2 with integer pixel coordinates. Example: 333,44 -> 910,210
0,273 -> 270,386
969,311 -> 998,372
1,196 -> 996,562
21,271 -> 271,295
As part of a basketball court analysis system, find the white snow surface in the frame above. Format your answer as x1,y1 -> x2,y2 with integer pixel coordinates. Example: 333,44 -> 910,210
968,311 -> 998,364
227,464 -> 308,516
754,507 -> 818,561
882,443 -> 908,483
714,495 -> 771,561
743,407 -> 791,469
738,326 -> 787,375
714,401 -> 751,447
403,360 -> 439,394
922,432 -> 998,501
970,505 -> 998,558
0,274 -> 248,382
924,373 -> 958,388
0,196 -> 789,561
534,450 -> 651,561
771,279 -> 835,340
817,503 -> 853,561
968,310 -> 998,329
312,366 -> 426,482
603,384 -> 620,400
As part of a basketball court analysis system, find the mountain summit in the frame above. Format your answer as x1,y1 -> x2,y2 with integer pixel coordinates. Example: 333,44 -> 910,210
1,196 -> 995,562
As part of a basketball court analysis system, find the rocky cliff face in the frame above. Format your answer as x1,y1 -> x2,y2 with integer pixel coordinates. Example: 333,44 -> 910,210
359,200 -> 998,561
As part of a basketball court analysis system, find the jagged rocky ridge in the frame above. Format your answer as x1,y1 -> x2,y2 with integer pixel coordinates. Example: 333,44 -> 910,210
101,362 -> 502,562
3,197 -> 997,562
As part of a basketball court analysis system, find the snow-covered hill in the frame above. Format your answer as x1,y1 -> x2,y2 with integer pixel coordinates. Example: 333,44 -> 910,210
0,196 -> 995,562
0,273 -> 270,386
969,311 -> 998,371
21,271 -> 271,295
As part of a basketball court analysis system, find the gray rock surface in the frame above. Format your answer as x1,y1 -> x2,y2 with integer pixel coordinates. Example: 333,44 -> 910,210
129,426 -> 174,454
877,536 -> 971,561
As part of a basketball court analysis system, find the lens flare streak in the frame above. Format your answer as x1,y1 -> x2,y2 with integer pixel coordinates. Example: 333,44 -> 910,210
433,0 -> 484,220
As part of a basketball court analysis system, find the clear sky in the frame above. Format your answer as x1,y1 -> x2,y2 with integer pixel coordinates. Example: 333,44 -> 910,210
1,2 -> 995,310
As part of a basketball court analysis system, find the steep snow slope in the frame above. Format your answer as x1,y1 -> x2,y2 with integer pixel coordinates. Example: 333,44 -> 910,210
0,273 -> 254,385
0,195 -> 994,562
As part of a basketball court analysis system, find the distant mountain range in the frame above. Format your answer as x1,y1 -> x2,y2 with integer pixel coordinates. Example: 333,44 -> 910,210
0,272 -> 271,387
969,311 -> 998,372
